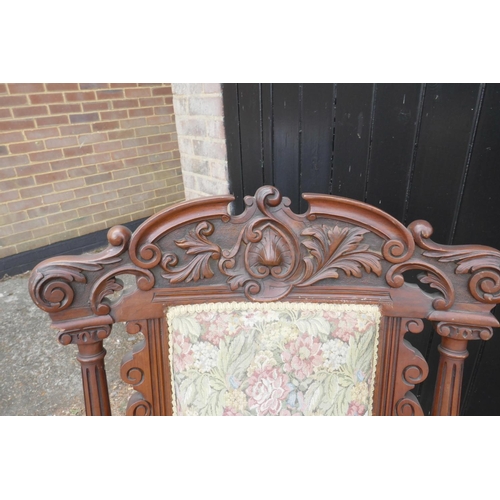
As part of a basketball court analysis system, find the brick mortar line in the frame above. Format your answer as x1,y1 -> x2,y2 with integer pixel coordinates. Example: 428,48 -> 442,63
0,111 -> 176,134
6,84 -> 168,95
5,145 -> 180,177
178,136 -> 226,142
174,114 -> 224,119
5,188 -> 180,235
180,153 -> 227,161
5,173 -> 181,213
172,93 -> 222,97
182,171 -> 229,182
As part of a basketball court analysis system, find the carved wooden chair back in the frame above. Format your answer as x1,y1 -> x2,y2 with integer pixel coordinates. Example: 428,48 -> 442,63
29,186 -> 500,416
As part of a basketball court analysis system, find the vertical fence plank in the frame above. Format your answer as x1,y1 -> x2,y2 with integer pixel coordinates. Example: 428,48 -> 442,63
452,83 -> 500,415
405,83 -> 480,242
272,83 -> 301,211
299,83 -> 335,212
331,84 -> 374,200
365,83 -> 422,221
261,83 -> 274,186
238,84 -> 264,197
222,83 -> 244,213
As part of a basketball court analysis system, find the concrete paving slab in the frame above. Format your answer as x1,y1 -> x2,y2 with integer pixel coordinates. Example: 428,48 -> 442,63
0,272 -> 138,416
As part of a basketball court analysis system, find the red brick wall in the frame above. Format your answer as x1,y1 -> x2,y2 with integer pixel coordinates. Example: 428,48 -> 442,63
0,83 -> 184,259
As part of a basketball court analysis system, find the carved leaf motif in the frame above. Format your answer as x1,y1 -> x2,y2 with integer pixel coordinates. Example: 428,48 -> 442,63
423,247 -> 500,303
93,277 -> 124,315
227,272 -> 251,291
418,272 -> 449,299
162,222 -> 221,284
424,248 -> 500,273
300,225 -> 382,286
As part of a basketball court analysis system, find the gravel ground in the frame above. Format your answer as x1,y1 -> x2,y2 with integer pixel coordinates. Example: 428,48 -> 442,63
0,271 -> 139,416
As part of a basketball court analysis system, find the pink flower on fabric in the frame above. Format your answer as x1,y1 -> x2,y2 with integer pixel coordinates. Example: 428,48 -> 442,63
347,402 -> 367,416
201,312 -> 242,345
279,409 -> 302,416
282,334 -> 323,380
331,316 -> 357,342
246,367 -> 290,416
173,333 -> 194,372
222,408 -> 243,416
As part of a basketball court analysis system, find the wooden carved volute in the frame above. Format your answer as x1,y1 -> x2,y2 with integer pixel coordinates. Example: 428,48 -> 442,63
28,186 -> 500,416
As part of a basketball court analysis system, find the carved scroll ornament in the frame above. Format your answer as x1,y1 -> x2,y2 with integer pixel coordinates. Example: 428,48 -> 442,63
29,225 -> 155,316
162,219 -> 384,300
410,220 -> 500,305
157,186 -> 489,312
160,187 -> 398,301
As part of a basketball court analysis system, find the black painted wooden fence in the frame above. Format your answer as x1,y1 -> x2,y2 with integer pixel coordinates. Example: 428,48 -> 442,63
222,83 -> 500,416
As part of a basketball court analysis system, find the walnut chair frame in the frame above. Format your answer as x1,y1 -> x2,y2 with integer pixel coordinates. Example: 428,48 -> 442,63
29,186 -> 500,416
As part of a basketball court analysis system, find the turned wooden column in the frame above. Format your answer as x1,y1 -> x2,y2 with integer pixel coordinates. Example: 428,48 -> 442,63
431,322 -> 493,416
59,326 -> 112,416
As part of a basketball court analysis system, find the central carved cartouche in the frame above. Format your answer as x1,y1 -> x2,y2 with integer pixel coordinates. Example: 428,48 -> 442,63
257,246 -> 282,267
247,225 -> 293,278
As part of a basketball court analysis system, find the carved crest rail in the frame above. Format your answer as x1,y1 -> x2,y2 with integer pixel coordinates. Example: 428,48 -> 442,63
29,186 -> 500,416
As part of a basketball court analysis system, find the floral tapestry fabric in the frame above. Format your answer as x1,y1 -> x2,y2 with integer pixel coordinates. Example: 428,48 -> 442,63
167,302 -> 380,416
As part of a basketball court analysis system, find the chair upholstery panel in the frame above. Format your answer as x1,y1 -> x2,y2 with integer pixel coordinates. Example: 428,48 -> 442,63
167,302 -> 381,416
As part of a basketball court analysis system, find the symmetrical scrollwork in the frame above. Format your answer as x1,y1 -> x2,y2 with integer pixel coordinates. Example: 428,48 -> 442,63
58,325 -> 111,346
246,224 -> 295,280
434,322 -> 493,341
158,187 -> 500,309
28,186 -> 500,416
160,194 -> 384,301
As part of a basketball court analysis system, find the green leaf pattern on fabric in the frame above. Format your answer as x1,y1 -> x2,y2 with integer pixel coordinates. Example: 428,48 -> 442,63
168,303 -> 380,416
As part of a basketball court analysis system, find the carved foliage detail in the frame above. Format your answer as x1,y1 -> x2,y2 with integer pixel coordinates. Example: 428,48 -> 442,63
161,219 -> 383,300
162,221 -> 221,283
386,260 -> 455,310
410,219 -> 500,304
299,225 -> 382,286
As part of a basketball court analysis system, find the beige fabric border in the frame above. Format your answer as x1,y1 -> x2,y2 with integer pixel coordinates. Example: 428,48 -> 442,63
167,302 -> 381,416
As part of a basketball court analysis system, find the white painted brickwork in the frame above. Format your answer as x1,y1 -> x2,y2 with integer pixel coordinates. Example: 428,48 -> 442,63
172,84 -> 229,200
